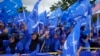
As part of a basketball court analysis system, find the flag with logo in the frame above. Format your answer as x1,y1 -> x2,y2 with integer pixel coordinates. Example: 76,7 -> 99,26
62,20 -> 81,56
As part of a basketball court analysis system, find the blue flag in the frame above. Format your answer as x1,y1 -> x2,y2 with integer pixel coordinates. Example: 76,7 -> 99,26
55,7 -> 63,23
61,2 -> 79,23
27,0 -> 41,34
62,20 -> 81,56
80,1 -> 92,35
30,0 -> 41,23
4,0 -> 22,9
0,0 -> 22,23
4,7 -> 18,16
48,7 -> 62,28
16,11 -> 28,23
26,17 -> 39,34
10,0 -> 23,9
62,0 -> 91,23
49,7 -> 62,19
0,0 -> 5,5
49,16 -> 58,28
38,11 -> 48,26
26,19 -> 35,34
0,0 -> 4,9
2,0 -> 22,16
61,11 -> 68,23
55,7 -> 63,17
48,13 -> 57,28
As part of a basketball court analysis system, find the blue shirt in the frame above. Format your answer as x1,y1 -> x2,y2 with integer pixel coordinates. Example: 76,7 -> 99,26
43,38 -> 51,52
55,40 -> 63,52
50,38 -> 60,52
6,41 -> 23,54
78,39 -> 90,51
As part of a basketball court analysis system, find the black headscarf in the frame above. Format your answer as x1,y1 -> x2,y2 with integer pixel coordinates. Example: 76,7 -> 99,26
9,40 -> 17,53
29,33 -> 39,52
9,35 -> 18,54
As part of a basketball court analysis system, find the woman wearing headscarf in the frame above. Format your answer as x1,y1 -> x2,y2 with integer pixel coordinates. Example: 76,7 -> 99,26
25,33 -> 40,56
0,21 -> 8,53
6,34 -> 23,54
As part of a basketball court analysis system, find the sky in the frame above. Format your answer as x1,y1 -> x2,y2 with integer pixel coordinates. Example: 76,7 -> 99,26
22,0 -> 60,14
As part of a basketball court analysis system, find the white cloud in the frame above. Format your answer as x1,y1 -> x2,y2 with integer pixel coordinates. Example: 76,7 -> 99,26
22,0 -> 60,14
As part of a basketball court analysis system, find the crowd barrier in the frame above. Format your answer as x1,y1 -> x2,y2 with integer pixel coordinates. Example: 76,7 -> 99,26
80,51 -> 100,56
0,50 -> 100,56
0,52 -> 59,56
80,47 -> 100,56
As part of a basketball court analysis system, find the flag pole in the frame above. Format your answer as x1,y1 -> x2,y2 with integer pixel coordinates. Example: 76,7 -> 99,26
18,13 -> 21,20
23,7 -> 26,21
38,24 -> 39,33
97,13 -> 100,34
97,13 -> 99,34
89,14 -> 91,34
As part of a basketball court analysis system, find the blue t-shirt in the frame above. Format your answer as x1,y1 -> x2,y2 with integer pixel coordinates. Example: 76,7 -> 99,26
78,39 -> 90,51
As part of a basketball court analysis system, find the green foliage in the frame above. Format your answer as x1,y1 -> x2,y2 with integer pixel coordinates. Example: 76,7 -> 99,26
50,0 -> 96,11
92,15 -> 97,23
90,0 -> 96,4
17,7 -> 28,13
92,14 -> 100,23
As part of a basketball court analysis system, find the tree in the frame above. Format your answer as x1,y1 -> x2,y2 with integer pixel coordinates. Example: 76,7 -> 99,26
50,0 -> 96,11
17,7 -> 29,13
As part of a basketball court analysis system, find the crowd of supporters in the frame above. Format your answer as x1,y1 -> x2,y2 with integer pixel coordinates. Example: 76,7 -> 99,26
0,20 -> 100,56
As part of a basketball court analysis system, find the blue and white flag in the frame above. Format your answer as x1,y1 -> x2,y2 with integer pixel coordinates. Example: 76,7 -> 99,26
49,16 -> 58,28
62,20 -> 81,56
55,7 -> 63,17
26,19 -> 35,34
3,0 -> 22,16
10,0 -> 22,9
62,0 -> 91,23
48,7 -> 62,28
30,0 -> 41,23
49,7 -> 62,19
38,11 -> 48,26
61,2 -> 79,23
4,0 -> 22,9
